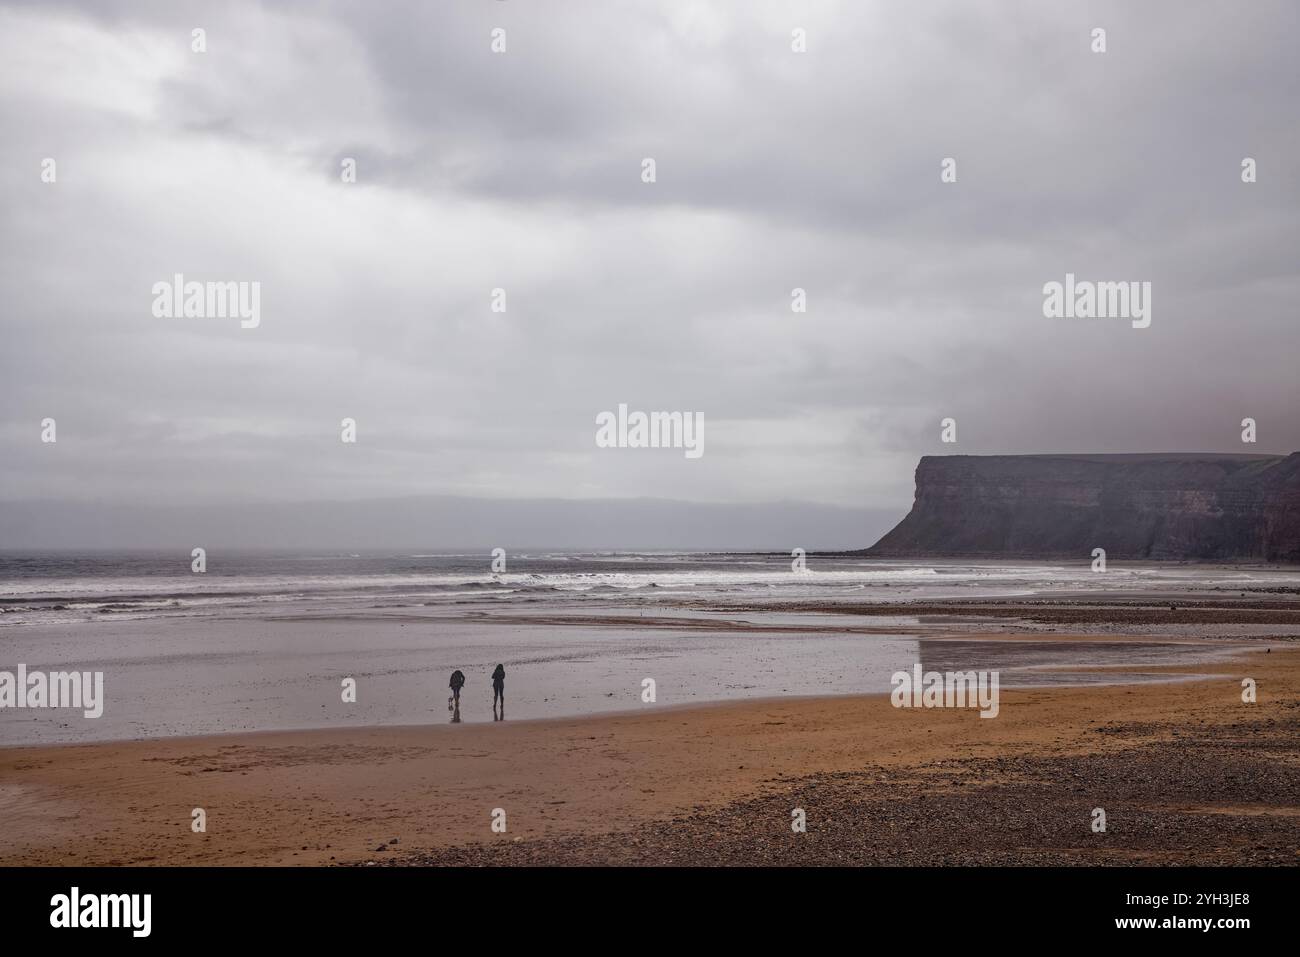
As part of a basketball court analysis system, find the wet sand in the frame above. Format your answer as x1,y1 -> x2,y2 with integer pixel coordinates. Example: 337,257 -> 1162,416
6,608 -> 1256,745
1,637 -> 1294,866
700,595 -> 1300,630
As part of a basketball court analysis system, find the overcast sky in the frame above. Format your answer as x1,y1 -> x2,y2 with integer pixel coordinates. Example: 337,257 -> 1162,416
1,0 -> 1297,525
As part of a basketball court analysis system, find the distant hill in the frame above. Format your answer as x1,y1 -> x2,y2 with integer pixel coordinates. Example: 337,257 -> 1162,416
0,495 -> 898,553
861,453 -> 1300,561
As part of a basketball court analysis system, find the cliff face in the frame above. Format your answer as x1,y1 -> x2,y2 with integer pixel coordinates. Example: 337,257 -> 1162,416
866,453 -> 1300,561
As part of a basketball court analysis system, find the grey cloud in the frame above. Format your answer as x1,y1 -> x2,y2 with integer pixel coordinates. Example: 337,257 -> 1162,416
0,0 -> 1296,548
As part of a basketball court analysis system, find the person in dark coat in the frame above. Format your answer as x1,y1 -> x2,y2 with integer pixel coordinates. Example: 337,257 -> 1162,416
448,669 -> 466,716
491,664 -> 505,720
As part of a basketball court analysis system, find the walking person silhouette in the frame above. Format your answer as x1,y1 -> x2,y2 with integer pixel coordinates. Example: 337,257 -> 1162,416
491,663 -> 506,720
448,669 -> 465,723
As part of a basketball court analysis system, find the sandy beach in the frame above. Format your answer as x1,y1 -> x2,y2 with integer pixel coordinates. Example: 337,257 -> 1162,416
2,633 -> 1295,867
5,0 -> 1300,910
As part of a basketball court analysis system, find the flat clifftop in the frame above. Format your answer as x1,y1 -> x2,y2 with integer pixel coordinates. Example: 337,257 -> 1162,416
865,452 -> 1300,561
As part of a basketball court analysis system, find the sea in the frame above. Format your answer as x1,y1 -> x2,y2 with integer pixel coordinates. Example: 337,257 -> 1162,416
1,551 -> 1295,744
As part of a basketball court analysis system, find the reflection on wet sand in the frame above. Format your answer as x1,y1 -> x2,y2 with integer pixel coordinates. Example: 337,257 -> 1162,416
916,637 -> 1249,687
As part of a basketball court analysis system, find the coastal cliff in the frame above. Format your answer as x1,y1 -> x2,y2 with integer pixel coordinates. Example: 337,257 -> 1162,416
864,453 -> 1300,561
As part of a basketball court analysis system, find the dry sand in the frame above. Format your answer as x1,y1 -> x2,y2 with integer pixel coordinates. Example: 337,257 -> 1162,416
1,637 -> 1295,866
